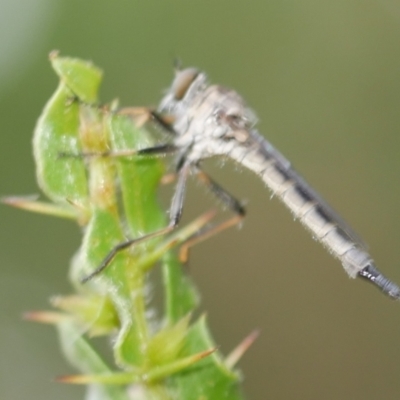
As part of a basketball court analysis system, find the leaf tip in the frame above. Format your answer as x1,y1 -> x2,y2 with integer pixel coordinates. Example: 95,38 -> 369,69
49,50 -> 60,60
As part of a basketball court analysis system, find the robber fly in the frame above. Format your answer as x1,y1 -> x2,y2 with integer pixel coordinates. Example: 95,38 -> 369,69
82,67 -> 400,300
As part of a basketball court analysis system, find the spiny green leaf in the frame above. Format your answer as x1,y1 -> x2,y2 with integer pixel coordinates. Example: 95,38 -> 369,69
57,319 -> 129,400
50,51 -> 103,104
108,113 -> 165,237
170,316 -> 243,400
52,294 -> 119,336
33,82 -> 89,209
146,316 -> 190,367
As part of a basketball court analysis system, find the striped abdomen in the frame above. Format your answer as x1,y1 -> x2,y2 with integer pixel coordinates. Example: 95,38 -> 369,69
228,138 -> 400,299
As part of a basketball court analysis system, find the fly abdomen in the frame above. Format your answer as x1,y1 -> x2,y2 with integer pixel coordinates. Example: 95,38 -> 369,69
243,154 -> 373,277
231,142 -> 400,298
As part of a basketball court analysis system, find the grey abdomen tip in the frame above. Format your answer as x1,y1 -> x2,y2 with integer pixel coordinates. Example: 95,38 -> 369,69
359,264 -> 400,300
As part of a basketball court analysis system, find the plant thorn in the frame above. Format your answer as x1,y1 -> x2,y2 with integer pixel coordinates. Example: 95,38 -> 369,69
225,329 -> 260,368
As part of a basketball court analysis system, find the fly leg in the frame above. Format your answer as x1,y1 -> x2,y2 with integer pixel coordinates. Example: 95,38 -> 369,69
178,168 -> 246,263
60,143 -> 178,159
118,106 -> 177,135
81,162 -> 191,283
59,106 -> 177,159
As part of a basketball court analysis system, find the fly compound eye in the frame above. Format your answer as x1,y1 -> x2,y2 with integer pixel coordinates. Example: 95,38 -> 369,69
171,68 -> 199,100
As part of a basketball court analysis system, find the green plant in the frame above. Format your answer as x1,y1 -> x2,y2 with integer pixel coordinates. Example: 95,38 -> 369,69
5,53 -> 255,400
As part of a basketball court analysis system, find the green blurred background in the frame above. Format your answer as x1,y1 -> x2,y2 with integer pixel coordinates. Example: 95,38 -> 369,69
1,1 -> 400,399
